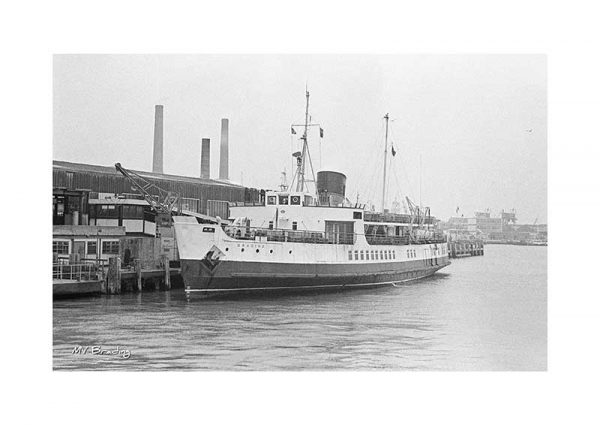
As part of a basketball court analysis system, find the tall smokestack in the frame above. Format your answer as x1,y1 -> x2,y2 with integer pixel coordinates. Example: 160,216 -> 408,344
152,105 -> 164,173
219,118 -> 229,180
200,138 -> 210,179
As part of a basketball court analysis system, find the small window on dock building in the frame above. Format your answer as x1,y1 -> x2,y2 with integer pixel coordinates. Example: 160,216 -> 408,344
102,240 -> 120,255
354,251 -> 359,260
348,251 -> 353,260
375,251 -> 379,260
53,241 -> 69,255
366,251 -> 370,260
360,250 -> 364,260
87,241 -> 97,255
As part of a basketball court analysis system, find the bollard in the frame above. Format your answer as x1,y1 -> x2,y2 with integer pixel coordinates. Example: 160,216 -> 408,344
134,259 -> 142,292
107,257 -> 122,295
162,255 -> 171,290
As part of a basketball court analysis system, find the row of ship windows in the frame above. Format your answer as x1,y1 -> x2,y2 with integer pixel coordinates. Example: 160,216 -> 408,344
348,247 -> 446,261
227,246 -> 446,258
348,250 -> 397,261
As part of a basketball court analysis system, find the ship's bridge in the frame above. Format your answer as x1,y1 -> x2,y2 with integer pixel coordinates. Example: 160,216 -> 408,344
264,191 -> 316,207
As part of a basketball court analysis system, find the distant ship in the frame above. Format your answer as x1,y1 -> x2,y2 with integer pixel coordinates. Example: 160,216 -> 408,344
174,91 -> 449,297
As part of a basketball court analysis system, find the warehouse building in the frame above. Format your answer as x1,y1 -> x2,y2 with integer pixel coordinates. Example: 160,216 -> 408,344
53,160 -> 262,226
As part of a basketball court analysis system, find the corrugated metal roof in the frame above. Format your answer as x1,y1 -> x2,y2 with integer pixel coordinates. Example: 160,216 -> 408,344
52,160 -> 244,189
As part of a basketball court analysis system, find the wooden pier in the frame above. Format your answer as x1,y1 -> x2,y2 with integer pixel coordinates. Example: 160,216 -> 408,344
448,240 -> 484,258
52,257 -> 181,298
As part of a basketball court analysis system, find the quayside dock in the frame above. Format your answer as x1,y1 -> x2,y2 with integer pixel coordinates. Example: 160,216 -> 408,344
53,257 -> 182,298
447,240 -> 484,258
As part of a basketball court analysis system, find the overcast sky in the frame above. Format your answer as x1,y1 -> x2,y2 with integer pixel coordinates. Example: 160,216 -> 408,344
53,55 -> 546,223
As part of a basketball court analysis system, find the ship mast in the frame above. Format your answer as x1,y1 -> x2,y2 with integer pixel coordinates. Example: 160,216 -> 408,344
381,113 -> 390,212
296,90 -> 311,192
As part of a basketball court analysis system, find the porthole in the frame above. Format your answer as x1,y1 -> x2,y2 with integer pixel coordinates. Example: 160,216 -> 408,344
256,249 -> 260,253
269,249 -> 273,254
225,247 -> 229,251
289,250 -> 292,254
241,248 -> 245,252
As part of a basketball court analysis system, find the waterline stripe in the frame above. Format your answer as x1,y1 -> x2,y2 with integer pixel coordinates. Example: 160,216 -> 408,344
184,274 -> 431,293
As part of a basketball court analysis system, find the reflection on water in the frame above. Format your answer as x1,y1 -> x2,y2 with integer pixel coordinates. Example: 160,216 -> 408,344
53,245 -> 546,370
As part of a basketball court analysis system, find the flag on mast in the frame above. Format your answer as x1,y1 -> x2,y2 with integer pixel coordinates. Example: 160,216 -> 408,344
319,127 -> 324,138
291,127 -> 296,135
391,145 -> 396,156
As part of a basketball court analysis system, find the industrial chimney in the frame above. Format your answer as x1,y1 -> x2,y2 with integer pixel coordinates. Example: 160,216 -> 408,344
219,118 -> 229,180
152,105 -> 164,174
200,138 -> 210,179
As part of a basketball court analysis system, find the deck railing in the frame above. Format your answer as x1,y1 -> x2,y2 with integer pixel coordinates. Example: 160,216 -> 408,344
222,225 -> 446,246
223,225 -> 356,245
365,234 -> 446,245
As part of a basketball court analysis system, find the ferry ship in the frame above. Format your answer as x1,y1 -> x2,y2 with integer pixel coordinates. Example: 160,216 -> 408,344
173,92 -> 449,297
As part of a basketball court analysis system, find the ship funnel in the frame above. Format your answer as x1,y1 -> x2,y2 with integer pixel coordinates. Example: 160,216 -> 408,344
201,138 -> 210,179
219,118 -> 229,180
317,171 -> 347,206
152,105 -> 164,173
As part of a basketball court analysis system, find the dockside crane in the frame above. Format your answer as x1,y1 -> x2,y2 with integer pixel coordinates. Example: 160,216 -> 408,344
405,196 -> 430,227
114,163 -> 180,215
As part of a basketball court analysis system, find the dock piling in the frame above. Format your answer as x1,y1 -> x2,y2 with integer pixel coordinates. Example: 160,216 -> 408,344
162,255 -> 171,290
134,259 -> 142,292
107,257 -> 122,294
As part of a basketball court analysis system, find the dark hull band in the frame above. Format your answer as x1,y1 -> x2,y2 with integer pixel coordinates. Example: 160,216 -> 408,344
181,257 -> 450,298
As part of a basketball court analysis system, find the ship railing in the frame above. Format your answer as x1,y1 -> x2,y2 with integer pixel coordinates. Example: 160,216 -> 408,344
52,262 -> 100,281
363,212 -> 436,225
223,225 -> 356,245
365,234 -> 447,245
365,234 -> 411,245
409,234 -> 447,244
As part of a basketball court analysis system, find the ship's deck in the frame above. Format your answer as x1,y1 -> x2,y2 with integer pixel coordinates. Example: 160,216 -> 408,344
222,225 -> 446,246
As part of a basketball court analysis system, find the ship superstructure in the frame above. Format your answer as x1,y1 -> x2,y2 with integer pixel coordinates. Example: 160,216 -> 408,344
174,91 -> 449,297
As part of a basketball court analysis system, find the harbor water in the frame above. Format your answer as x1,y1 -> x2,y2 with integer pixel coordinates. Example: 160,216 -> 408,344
53,244 -> 547,370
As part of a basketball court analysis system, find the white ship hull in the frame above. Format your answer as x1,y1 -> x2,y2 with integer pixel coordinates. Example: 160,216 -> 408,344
174,220 -> 450,297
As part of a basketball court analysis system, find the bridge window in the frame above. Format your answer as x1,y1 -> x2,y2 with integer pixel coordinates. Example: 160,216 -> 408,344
279,195 -> 289,205
353,211 -> 362,220
290,195 -> 301,205
267,196 -> 277,205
